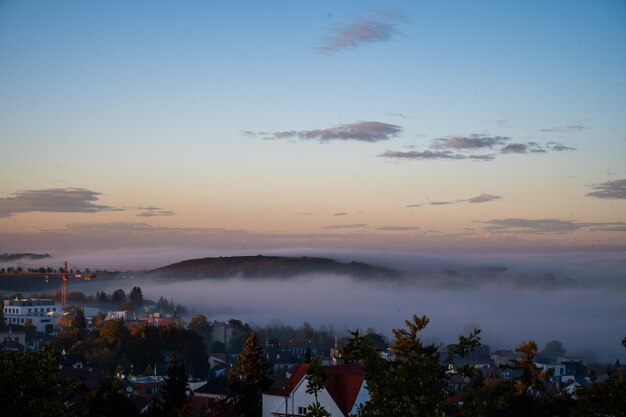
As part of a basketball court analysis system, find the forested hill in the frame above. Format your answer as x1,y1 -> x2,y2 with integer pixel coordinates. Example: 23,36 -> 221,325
148,255 -> 398,280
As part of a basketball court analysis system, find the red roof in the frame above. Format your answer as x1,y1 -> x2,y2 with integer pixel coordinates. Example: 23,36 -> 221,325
324,364 -> 365,416
264,362 -> 365,417
264,362 -> 310,396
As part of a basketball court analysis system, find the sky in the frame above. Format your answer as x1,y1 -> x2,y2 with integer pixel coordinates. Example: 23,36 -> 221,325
1,0 -> 626,263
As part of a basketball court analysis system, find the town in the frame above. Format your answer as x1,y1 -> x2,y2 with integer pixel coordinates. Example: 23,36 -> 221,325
1,288 -> 624,417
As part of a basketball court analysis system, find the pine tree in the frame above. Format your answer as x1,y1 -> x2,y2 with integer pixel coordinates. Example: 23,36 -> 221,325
305,357 -> 330,417
161,354 -> 190,416
228,331 -> 273,417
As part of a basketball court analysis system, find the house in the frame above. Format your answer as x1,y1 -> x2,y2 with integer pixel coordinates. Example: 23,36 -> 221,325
265,348 -> 301,376
535,361 -> 567,380
194,374 -> 228,400
3,298 -> 60,334
137,312 -> 183,328
262,362 -> 368,417
280,340 -> 318,359
0,331 -> 26,353
128,375 -> 165,397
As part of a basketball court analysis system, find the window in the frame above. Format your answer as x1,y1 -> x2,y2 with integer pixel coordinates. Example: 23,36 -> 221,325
298,407 -> 307,415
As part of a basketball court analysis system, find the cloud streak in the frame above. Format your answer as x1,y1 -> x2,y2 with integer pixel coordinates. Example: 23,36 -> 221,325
136,208 -> 175,217
0,188 -> 118,218
431,134 -> 510,150
465,194 -> 502,204
322,223 -> 368,230
377,226 -> 420,231
249,121 -> 402,142
479,218 -> 626,234
540,125 -> 588,133
379,150 -> 494,161
586,179 -> 626,200
316,15 -> 401,54
405,194 -> 503,208
380,133 -> 575,163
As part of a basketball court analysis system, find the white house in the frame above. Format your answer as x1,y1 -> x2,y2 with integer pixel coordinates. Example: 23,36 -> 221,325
534,362 -> 566,380
3,298 -> 60,334
262,363 -> 368,417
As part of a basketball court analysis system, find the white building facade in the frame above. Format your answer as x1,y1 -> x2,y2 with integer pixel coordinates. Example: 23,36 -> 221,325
3,298 -> 60,334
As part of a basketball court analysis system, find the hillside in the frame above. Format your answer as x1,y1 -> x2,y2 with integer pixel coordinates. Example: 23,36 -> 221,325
148,255 -> 398,280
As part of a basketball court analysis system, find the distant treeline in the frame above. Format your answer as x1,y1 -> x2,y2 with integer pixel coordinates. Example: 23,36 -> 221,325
0,252 -> 51,262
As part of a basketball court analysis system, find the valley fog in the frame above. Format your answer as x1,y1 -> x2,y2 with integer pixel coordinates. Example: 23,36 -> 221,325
13,249 -> 626,363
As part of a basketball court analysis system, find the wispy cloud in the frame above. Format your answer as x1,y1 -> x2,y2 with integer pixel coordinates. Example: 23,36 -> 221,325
333,212 -> 349,216
316,13 -> 404,54
478,218 -> 626,234
464,193 -> 502,204
377,226 -> 420,231
431,134 -> 510,150
322,223 -> 368,230
406,193 -> 502,208
379,150 -> 494,161
500,142 -> 546,154
386,112 -> 409,119
547,142 -> 576,152
540,125 -> 588,133
136,208 -> 175,217
586,179 -> 626,200
248,121 -> 402,142
405,204 -> 422,208
380,132 -> 575,163
0,188 -> 118,218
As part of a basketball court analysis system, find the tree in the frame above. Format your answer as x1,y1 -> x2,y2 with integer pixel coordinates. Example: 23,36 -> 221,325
161,354 -> 190,416
96,291 -> 109,305
0,346 -> 74,417
511,340 -> 551,396
188,314 -> 213,351
111,289 -> 126,306
128,286 -> 144,310
228,331 -> 273,417
84,378 -> 139,417
58,306 -> 87,332
228,319 -> 252,354
538,340 -> 566,362
344,315 -> 481,417
574,367 -> 626,417
305,357 -> 330,417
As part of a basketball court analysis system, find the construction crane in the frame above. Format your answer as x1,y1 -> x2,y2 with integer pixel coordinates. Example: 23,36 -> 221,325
0,261 -> 95,311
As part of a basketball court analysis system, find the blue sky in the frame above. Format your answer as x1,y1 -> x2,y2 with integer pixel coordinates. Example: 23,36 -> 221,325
1,0 -> 625,257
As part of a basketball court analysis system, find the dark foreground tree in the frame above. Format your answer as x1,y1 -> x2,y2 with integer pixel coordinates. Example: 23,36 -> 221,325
0,346 -> 74,417
344,315 -> 480,417
161,354 -> 190,416
84,377 -> 139,417
305,356 -> 330,417
228,331 -> 273,417
574,338 -> 626,417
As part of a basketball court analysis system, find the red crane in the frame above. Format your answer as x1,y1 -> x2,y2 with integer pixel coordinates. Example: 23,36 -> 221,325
0,261 -> 95,311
